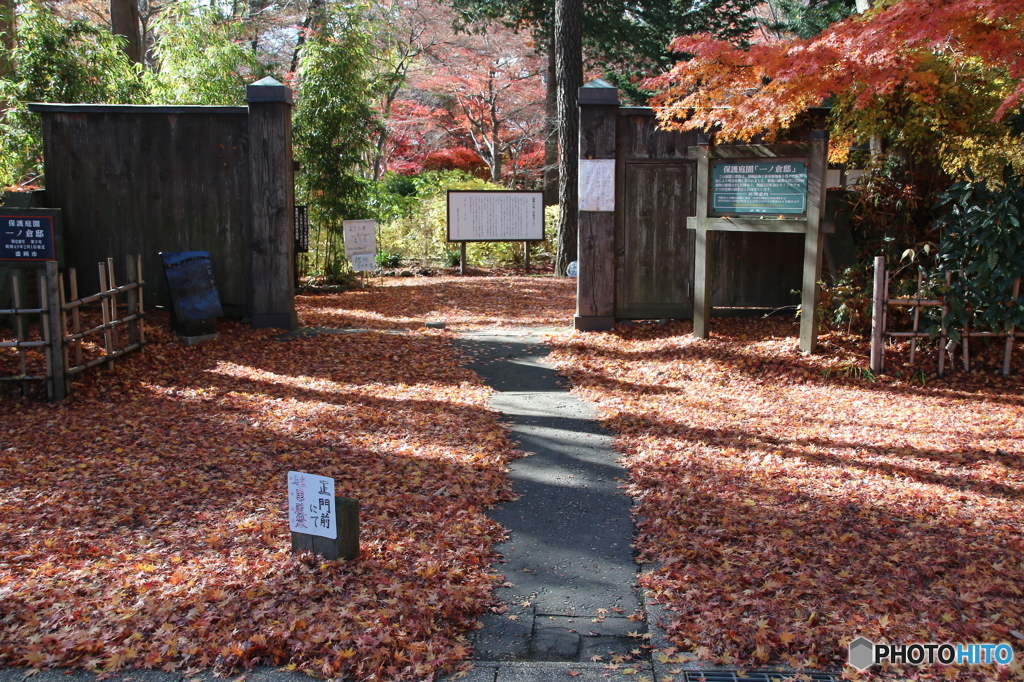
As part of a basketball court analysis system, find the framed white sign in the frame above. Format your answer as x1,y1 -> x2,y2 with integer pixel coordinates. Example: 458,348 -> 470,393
447,191 -> 545,242
287,471 -> 336,540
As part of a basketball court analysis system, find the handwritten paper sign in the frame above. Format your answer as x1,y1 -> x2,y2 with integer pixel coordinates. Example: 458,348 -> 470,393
287,471 -> 336,540
447,191 -> 544,242
579,160 -> 615,212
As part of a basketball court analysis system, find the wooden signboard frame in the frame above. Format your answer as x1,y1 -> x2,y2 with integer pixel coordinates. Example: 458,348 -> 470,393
687,131 -> 831,353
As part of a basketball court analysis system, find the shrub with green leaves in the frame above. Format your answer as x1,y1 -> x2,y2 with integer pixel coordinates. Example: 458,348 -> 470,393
935,167 -> 1024,341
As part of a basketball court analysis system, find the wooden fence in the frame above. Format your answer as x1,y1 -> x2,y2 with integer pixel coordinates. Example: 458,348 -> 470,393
0,256 -> 145,400
869,256 -> 1023,376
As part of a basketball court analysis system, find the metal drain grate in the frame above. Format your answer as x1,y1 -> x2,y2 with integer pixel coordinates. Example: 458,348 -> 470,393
683,672 -> 837,682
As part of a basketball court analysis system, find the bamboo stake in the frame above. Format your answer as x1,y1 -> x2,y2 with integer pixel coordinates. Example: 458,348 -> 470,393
69,268 -> 82,369
11,273 -> 27,388
939,271 -> 950,377
909,268 -> 923,365
106,258 -> 121,351
963,321 -> 970,373
1004,278 -> 1021,377
98,262 -> 114,371
870,256 -> 885,374
54,268 -> 68,399
133,254 -> 145,346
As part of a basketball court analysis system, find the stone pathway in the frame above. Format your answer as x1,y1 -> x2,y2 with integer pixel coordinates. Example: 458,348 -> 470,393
450,329 -> 666,681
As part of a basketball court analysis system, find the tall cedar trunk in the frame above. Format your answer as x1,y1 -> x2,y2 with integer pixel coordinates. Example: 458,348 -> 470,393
543,33 -> 558,206
554,0 -> 581,275
290,0 -> 326,73
0,0 -> 13,81
110,0 -> 143,64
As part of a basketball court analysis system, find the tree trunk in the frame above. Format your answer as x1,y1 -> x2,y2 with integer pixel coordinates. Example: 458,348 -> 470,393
543,33 -> 558,206
290,0 -> 326,74
554,0 -> 582,276
0,0 -> 14,81
110,0 -> 143,64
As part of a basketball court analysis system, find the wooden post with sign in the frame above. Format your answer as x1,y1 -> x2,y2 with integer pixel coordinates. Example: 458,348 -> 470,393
287,471 -> 359,561
574,79 -> 619,332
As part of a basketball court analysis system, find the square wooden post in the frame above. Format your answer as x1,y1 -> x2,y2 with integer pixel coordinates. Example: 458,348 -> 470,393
247,77 -> 298,331
574,79 -> 619,332
291,496 -> 360,561
692,142 -> 711,339
799,130 -> 828,354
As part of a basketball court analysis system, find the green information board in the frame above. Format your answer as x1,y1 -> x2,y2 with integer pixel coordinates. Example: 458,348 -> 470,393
712,160 -> 808,215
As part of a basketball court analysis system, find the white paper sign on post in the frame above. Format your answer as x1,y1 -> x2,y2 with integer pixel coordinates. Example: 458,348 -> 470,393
287,471 -> 336,540
579,159 -> 616,212
343,219 -> 376,271
349,253 -> 376,272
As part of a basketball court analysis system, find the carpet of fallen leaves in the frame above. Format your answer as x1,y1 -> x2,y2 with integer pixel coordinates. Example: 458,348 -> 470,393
0,276 -> 578,679
547,317 -> 1024,680
5,274 -> 1024,681
299,275 -> 576,330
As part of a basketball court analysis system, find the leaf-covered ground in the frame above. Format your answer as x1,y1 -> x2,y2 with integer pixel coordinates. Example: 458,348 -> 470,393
547,317 -> 1024,680
299,275 -> 574,330
4,275 -> 1024,681
0,276 -> 580,679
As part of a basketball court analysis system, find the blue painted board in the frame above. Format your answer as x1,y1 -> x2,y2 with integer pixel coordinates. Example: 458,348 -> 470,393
160,251 -> 223,322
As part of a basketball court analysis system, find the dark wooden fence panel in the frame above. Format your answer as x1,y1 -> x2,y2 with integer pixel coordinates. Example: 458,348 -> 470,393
36,106 -> 251,315
619,110 -> 697,160
617,161 -> 696,319
710,232 -> 804,309
615,108 -> 805,319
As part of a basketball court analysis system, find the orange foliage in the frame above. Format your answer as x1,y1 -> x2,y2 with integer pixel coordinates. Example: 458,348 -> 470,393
645,0 -> 1024,140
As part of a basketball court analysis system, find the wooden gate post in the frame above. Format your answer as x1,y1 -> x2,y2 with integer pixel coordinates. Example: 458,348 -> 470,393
247,77 -> 298,331
691,139 -> 712,339
798,129 -> 828,353
574,79 -> 619,332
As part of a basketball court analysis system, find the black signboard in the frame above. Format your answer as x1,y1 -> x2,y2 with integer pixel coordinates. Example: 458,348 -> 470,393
295,206 -> 309,253
1,213 -> 56,262
160,251 -> 223,335
711,160 -> 808,215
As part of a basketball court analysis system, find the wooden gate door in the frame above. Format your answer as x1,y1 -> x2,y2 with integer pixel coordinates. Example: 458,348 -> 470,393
616,160 -> 696,319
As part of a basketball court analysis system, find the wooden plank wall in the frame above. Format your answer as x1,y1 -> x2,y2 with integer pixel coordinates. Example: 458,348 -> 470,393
36,107 -> 251,316
615,110 -> 803,319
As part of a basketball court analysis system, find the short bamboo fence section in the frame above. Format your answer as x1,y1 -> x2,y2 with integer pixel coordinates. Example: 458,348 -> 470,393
0,256 -> 145,400
870,256 -> 1023,377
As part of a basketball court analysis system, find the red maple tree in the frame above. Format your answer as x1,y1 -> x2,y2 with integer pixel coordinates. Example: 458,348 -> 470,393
645,0 -> 1024,142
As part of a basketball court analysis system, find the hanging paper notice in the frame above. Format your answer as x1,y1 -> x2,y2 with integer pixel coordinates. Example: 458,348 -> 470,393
447,191 -> 544,242
579,159 -> 615,212
287,471 -> 337,540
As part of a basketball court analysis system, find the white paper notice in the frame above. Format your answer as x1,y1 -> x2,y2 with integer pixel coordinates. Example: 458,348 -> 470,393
288,471 -> 337,540
343,219 -> 376,258
447,191 -> 545,242
350,253 -> 375,272
579,159 -> 615,212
